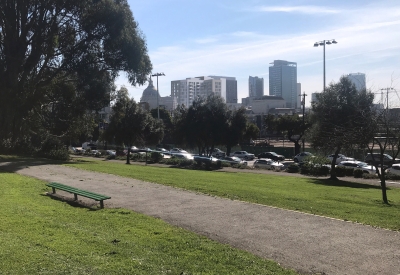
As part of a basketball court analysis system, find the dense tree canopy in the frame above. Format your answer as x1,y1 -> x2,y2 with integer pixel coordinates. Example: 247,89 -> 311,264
104,96 -> 163,164
172,94 -> 257,156
309,76 -> 374,179
0,0 -> 152,152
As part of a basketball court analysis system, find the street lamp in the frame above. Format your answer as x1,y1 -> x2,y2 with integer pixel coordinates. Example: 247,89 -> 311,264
313,39 -> 337,92
151,72 -> 165,119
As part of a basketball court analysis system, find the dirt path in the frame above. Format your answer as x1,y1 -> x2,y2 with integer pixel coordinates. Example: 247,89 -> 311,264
2,161 -> 400,275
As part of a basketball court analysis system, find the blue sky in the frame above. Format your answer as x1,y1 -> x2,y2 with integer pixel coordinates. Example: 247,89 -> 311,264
118,0 -> 400,107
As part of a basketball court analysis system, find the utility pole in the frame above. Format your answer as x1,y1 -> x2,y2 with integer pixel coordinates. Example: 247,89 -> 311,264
380,87 -> 394,110
300,92 -> 307,152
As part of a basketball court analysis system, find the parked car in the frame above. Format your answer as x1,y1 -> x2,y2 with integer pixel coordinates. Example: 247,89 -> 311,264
327,154 -> 355,164
219,156 -> 247,166
293,152 -> 314,163
210,148 -> 226,158
123,146 -> 139,155
257,151 -> 285,161
106,150 -> 116,156
231,151 -> 255,160
337,161 -> 376,174
82,142 -> 97,150
364,153 -> 400,166
193,155 -> 219,164
170,148 -> 189,154
386,163 -> 400,176
171,153 -> 194,160
253,159 -> 285,171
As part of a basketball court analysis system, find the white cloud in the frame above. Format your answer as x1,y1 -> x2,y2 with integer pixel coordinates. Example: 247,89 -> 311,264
258,5 -> 341,14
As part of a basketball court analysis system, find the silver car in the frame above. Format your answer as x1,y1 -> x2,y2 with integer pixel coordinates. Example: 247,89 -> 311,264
253,159 -> 285,171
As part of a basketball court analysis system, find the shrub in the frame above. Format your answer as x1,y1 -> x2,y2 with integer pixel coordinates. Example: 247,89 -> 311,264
286,163 -> 299,173
353,169 -> 364,178
36,136 -> 70,161
334,166 -> 347,177
150,152 -> 163,163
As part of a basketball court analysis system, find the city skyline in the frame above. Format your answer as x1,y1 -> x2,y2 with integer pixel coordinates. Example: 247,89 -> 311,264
116,0 -> 400,107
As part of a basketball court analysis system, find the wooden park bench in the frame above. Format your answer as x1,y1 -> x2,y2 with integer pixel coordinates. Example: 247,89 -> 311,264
46,182 -> 111,208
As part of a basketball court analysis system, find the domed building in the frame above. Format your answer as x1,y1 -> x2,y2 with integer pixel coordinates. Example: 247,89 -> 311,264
140,77 -> 175,112
140,78 -> 160,110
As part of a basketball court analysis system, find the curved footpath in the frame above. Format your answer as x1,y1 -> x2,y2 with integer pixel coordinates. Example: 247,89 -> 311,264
3,162 -> 400,275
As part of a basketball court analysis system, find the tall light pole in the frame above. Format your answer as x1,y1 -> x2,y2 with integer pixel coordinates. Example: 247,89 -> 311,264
313,39 -> 337,92
299,92 -> 307,152
151,72 -> 165,119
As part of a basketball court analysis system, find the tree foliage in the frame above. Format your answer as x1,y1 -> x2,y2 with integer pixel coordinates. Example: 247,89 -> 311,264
366,105 -> 400,203
309,76 -> 375,179
104,97 -> 163,164
0,0 -> 152,152
272,114 -> 310,155
172,95 -> 256,156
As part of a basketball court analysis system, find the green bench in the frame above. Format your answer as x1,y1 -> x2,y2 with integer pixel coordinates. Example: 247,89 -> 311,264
46,182 -> 111,208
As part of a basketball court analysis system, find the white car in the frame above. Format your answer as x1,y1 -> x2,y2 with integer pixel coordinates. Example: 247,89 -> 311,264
327,154 -> 355,164
231,151 -> 255,160
253,159 -> 285,171
386,163 -> 400,175
293,152 -> 314,163
170,148 -> 189,154
337,161 -> 376,174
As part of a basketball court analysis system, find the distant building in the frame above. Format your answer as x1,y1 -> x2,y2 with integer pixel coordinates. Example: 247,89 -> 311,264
140,78 -> 175,112
346,73 -> 366,92
249,76 -> 264,98
247,95 -> 286,115
269,60 -> 298,109
171,75 -> 237,108
311,92 -> 319,104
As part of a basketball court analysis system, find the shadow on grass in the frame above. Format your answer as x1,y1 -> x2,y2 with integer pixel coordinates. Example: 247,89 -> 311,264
42,193 -> 101,211
308,177 -> 385,190
0,155 -> 94,174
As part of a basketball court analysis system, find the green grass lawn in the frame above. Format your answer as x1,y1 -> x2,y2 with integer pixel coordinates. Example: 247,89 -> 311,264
65,158 -> 400,231
0,172 -> 297,275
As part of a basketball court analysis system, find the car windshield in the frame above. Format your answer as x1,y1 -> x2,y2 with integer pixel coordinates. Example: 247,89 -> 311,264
383,154 -> 393,159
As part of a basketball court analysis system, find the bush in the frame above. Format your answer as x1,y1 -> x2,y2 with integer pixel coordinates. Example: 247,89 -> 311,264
150,152 -> 163,163
286,163 -> 299,173
353,169 -> 364,178
335,166 -> 347,177
36,136 -> 70,161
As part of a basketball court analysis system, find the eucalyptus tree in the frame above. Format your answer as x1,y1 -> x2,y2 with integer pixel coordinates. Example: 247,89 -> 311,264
105,97 -> 163,164
309,76 -> 374,180
0,0 -> 152,151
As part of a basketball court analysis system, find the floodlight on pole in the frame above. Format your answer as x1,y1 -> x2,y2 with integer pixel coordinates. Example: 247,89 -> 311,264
313,39 -> 337,92
151,72 -> 165,119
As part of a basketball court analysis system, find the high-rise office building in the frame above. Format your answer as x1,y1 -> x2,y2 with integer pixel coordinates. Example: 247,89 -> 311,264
269,60 -> 298,108
171,76 -> 237,108
346,73 -> 366,92
249,76 -> 264,98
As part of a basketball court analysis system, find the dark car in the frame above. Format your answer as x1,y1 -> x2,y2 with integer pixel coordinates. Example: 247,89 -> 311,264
364,153 -> 400,166
257,151 -> 285,161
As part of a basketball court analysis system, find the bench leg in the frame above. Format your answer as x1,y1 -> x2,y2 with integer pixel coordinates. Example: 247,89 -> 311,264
52,187 -> 56,194
100,200 -> 104,209
74,193 -> 78,200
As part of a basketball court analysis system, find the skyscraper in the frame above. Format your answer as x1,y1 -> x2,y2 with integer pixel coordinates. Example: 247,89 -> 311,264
269,60 -> 298,108
249,76 -> 264,98
346,73 -> 366,92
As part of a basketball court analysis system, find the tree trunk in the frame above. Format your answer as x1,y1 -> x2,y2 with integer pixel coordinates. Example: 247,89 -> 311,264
126,147 -> 131,164
329,148 -> 341,180
294,142 -> 301,155
380,173 -> 388,204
